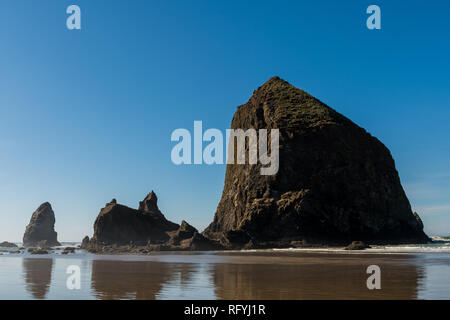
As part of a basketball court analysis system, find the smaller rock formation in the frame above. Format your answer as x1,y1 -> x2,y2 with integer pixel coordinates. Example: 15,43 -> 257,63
0,241 -> 18,248
167,220 -> 198,245
62,247 -> 76,255
86,192 -> 222,253
219,230 -> 252,249
23,203 -> 60,247
81,236 -> 90,249
91,192 -> 180,246
345,241 -> 370,250
30,249 -> 49,255
139,191 -> 159,212
185,233 -> 222,251
166,221 -> 222,251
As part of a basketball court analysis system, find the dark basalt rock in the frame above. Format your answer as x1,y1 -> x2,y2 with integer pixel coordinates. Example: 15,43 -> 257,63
204,76 -> 430,247
30,249 -> 49,255
177,220 -> 198,238
80,236 -> 90,249
0,241 -> 18,248
166,221 -> 223,251
138,191 -> 159,213
413,212 -> 424,230
218,230 -> 252,249
90,192 -> 180,246
62,247 -> 76,255
23,203 -> 61,247
185,232 -> 222,251
168,220 -> 198,245
86,202 -> 223,253
345,241 -> 370,250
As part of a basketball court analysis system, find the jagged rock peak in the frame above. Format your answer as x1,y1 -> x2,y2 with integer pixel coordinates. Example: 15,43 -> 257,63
179,220 -> 197,233
139,191 -> 158,212
91,192 -> 179,246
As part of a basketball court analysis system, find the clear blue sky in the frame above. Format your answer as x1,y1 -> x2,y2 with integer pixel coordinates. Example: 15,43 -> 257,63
0,0 -> 449,241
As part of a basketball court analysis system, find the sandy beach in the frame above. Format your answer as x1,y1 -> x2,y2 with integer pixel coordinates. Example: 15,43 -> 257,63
1,245 -> 450,300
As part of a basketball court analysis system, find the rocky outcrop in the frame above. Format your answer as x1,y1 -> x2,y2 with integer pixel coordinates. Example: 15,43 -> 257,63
23,203 -> 60,247
185,232 -> 222,251
204,76 -> 429,247
0,241 -> 18,248
85,192 -> 222,252
80,236 -> 90,249
29,249 -> 49,255
413,212 -> 424,230
139,191 -> 159,212
166,221 -> 222,251
345,241 -> 370,250
62,247 -> 76,254
90,193 -> 179,246
167,220 -> 198,245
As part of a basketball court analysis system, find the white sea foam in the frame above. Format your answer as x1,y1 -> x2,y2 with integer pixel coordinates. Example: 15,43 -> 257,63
239,237 -> 450,254
266,242 -> 450,254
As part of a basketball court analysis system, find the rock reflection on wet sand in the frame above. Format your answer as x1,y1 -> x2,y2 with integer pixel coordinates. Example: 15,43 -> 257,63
212,253 -> 424,299
11,251 -> 450,299
22,258 -> 53,299
91,260 -> 199,299
89,252 -> 425,299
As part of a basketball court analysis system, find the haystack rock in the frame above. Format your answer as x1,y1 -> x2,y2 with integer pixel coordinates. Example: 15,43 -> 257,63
23,202 -> 60,247
91,192 -> 180,246
204,76 -> 429,246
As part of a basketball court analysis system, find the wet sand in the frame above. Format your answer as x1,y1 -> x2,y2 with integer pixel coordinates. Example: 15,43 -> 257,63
1,250 -> 449,299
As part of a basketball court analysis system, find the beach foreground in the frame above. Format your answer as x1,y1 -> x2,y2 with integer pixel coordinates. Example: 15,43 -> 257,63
1,245 -> 450,300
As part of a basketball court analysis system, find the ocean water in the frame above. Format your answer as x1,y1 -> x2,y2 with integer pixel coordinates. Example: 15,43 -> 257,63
1,242 -> 450,300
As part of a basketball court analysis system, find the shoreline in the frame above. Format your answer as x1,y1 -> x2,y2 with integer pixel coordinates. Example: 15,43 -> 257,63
2,237 -> 450,257
3,246 -> 450,300
2,243 -> 450,260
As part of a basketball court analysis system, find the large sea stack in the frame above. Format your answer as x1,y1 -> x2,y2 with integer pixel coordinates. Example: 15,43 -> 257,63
204,76 -> 429,246
91,191 -> 180,246
23,202 -> 60,247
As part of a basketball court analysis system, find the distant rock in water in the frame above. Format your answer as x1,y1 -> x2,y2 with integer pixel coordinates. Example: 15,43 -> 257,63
23,203 -> 60,247
80,236 -> 90,249
345,241 -> 370,250
204,76 -> 429,246
91,192 -> 180,246
29,249 -> 49,255
0,241 -> 18,248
